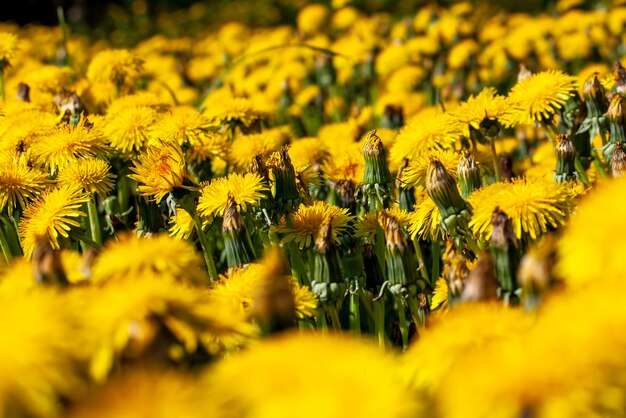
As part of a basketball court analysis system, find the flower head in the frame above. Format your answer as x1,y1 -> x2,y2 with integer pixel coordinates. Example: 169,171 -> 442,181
86,49 -> 145,90
0,32 -> 18,65
0,151 -> 48,213
150,105 -> 214,147
19,186 -> 89,258
272,201 -> 353,249
91,232 -> 208,285
57,158 -> 116,197
506,70 -> 578,126
197,172 -> 268,218
408,187 -> 442,241
468,177 -> 573,241
205,333 -> 422,418
103,105 -> 158,155
129,140 -> 187,203
449,87 -> 512,135
403,149 -> 462,189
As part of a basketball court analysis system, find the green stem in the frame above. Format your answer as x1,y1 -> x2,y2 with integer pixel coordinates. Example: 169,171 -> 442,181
349,291 -> 361,336
56,6 -> 71,67
574,156 -> 591,187
87,197 -> 102,245
395,297 -> 409,351
316,309 -> 329,332
287,241 -> 310,286
1,216 -> 22,256
407,297 -> 425,329
412,236 -> 430,283
374,299 -> 386,350
0,225 -> 12,264
194,217 -> 218,282
591,148 -> 607,178
490,140 -> 501,182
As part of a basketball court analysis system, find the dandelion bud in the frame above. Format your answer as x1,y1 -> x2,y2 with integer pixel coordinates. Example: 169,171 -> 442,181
396,159 -> 415,211
336,179 -> 357,215
16,82 -> 30,102
554,134 -> 577,183
362,130 -> 393,210
442,240 -> 470,299
490,208 -> 520,301
457,153 -> 481,198
380,212 -> 418,297
269,147 -> 300,213
517,64 -> 532,82
461,252 -> 498,302
582,73 -> 608,116
612,142 -> 626,176
518,235 -> 558,310
606,95 -> 626,144
426,158 -> 466,219
311,218 -> 345,304
222,196 -> 255,268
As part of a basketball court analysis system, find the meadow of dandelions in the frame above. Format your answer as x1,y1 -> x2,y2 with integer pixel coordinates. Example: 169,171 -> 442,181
2,0 -> 626,416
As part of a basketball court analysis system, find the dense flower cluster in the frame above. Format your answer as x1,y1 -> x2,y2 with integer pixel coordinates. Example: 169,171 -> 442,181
1,0 -> 626,417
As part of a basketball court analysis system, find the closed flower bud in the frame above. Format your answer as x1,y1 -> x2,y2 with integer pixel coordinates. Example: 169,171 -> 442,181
457,152 -> 482,198
362,130 -> 393,211
614,60 -> 626,96
554,134 -> 577,183
461,252 -> 498,302
222,196 -> 255,268
490,208 -> 520,298
426,158 -> 466,219
606,95 -> 626,144
582,73 -> 608,116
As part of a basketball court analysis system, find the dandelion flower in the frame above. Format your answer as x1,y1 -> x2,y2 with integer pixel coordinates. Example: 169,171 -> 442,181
390,108 -> 459,167
31,119 -> 110,173
354,207 -> 412,244
205,333 -> 423,418
168,207 -> 212,240
557,176 -> 626,286
467,177 -> 573,241
129,140 -> 187,203
19,186 -> 88,258
506,70 -> 578,126
91,232 -> 208,285
67,367 -> 218,418
0,289 -> 87,418
86,49 -> 144,90
229,128 -> 288,170
57,158 -> 116,197
430,277 -> 448,310
0,32 -> 18,65
197,172 -> 268,218
150,105 -> 214,147
272,201 -> 353,249
0,151 -> 48,213
103,105 -> 158,155
449,87 -> 513,135
203,97 -> 269,130
408,187 -> 442,241
402,149 -> 462,189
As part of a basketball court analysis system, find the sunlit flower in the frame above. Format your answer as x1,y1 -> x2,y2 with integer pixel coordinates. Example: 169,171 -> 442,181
272,201 -> 353,249
57,157 -> 115,197
229,128 -> 288,170
0,151 -> 48,213
468,177 -> 573,241
197,172 -> 268,217
449,87 -> 513,135
19,186 -> 88,258
203,96 -> 269,130
205,333 -> 423,418
430,277 -> 448,310
354,207 -> 412,244
506,70 -> 578,126
403,149 -> 462,189
408,187 -> 442,241
91,232 -> 208,285
0,32 -> 18,65
129,140 -> 187,203
103,105 -> 158,155
86,49 -> 145,90
150,105 -> 215,147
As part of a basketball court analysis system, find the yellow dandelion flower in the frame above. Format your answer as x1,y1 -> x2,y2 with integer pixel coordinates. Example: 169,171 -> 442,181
557,176 -> 626,286
57,158 -> 116,197
212,262 -> 318,320
467,177 -> 573,241
103,105 -> 157,155
105,91 -> 169,116
86,49 -> 144,89
129,140 -> 187,203
449,87 -> 513,135
390,107 -> 460,167
150,105 -> 214,147
506,70 -> 578,126
297,3 -> 329,35
19,186 -> 88,259
430,277 -> 448,311
185,130 -> 229,164
0,289 -> 87,418
402,303 -> 530,393
91,232 -> 208,285
67,367 -> 217,418
354,207 -> 412,244
31,119 -> 109,173
402,149 -> 462,189
78,276 -> 255,382
168,207 -> 212,240
205,333 -> 423,418
288,137 -> 329,167
272,201 -> 353,249
203,96 -> 269,129
322,149 -> 365,185
0,151 -> 48,213
197,172 -> 268,218
408,187 -> 442,241
0,32 -> 18,64
229,127 -> 288,170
